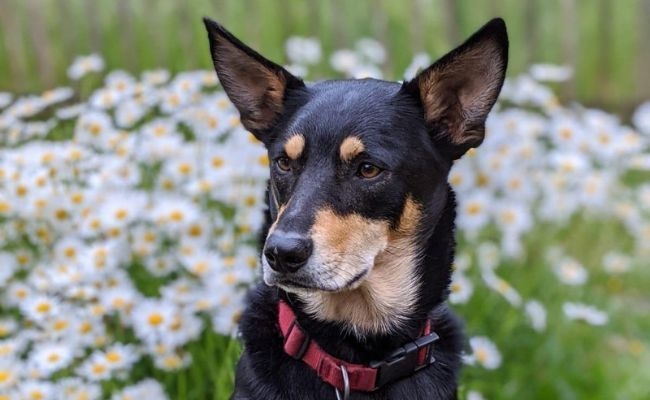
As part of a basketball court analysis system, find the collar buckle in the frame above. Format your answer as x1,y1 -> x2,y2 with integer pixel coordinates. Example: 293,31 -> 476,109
370,331 -> 440,389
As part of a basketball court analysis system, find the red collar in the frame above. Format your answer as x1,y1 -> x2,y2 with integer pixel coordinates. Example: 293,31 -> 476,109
278,300 -> 439,392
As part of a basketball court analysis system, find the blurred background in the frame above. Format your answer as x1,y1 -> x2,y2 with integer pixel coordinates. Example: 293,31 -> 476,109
1,1 -> 649,400
0,0 -> 647,114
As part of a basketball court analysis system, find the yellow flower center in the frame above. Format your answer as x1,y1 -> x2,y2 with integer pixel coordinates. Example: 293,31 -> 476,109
148,313 -> 164,326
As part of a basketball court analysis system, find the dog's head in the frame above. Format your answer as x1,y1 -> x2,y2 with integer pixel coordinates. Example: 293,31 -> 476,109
205,18 -> 507,334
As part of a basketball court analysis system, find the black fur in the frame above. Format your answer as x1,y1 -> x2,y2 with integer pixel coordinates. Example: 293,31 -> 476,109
203,16 -> 508,400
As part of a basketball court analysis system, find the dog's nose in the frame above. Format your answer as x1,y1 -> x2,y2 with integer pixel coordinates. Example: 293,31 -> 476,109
264,232 -> 313,273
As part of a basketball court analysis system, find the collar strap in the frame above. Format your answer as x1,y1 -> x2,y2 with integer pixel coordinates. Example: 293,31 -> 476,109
278,300 -> 439,392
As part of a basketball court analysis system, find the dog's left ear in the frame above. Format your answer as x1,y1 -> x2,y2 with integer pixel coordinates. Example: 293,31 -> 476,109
203,18 -> 305,142
402,18 -> 508,160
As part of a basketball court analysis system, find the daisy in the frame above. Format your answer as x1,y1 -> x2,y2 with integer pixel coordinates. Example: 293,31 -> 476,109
563,302 -> 609,326
632,101 -> 650,135
74,110 -> 115,148
18,380 -> 55,400
152,350 -> 192,372
285,36 -> 322,65
482,271 -> 522,307
553,257 -> 588,286
130,298 -> 179,345
466,336 -> 502,370
99,343 -> 141,372
524,300 -> 547,332
57,378 -> 102,400
142,69 -> 171,86
0,92 -> 12,109
404,53 -> 432,81
20,295 -> 61,323
67,54 -> 105,80
529,63 -> 572,82
29,342 -> 75,377
0,357 -> 21,389
602,252 -> 632,274
449,272 -> 474,304
0,252 -> 17,287
456,190 -> 493,239
467,391 -> 486,400
330,49 -> 359,74
110,379 -> 169,400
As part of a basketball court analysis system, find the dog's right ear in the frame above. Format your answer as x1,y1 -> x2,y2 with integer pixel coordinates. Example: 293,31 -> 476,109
402,18 -> 508,160
203,18 -> 305,143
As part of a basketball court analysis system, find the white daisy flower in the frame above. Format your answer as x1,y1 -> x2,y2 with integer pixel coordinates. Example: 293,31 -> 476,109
152,350 -> 192,371
57,378 -> 102,400
110,379 -> 169,400
467,336 -> 502,370
553,257 -> 588,286
602,251 -> 632,274
457,190 -> 493,239
0,92 -> 12,109
632,101 -> 650,135
355,38 -> 386,64
29,342 -> 75,377
529,63 -> 572,82
285,36 -> 322,65
67,54 -> 105,80
563,302 -> 609,326
330,49 -> 359,74
0,357 -> 22,389
142,69 -> 171,86
18,379 -> 55,400
482,271 -> 522,307
467,390 -> 486,400
449,272 -> 474,304
524,300 -> 547,332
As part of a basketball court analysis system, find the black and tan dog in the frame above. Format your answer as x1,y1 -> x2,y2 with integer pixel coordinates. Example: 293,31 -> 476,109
204,17 -> 508,400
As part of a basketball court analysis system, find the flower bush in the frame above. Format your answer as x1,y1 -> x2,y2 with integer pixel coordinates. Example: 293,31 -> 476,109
0,36 -> 649,399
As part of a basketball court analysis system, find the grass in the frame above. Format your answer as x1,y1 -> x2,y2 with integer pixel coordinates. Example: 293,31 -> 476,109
106,214 -> 649,399
458,217 -> 650,399
0,0 -> 648,112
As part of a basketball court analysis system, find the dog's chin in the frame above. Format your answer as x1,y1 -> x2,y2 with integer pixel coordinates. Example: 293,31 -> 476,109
263,263 -> 371,294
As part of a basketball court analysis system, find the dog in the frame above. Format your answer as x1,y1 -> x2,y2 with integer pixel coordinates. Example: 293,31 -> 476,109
203,17 -> 508,400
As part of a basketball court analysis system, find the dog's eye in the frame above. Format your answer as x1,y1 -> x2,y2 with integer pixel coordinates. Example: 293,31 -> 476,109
276,156 -> 291,172
357,162 -> 382,179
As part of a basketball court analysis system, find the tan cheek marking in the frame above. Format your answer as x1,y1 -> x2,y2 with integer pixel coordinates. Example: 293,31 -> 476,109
310,208 -> 388,259
302,197 -> 423,335
283,134 -> 306,160
339,136 -> 365,162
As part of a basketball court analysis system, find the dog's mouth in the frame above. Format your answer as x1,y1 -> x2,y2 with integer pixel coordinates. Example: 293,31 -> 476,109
263,260 -> 371,293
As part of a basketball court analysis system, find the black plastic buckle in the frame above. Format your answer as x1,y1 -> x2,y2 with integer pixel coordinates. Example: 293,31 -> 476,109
369,331 -> 439,390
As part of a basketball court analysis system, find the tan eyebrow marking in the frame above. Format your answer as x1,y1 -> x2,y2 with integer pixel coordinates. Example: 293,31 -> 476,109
339,136 -> 365,162
283,134 -> 306,160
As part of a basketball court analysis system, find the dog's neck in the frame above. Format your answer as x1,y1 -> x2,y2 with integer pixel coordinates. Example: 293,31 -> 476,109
278,189 -> 457,363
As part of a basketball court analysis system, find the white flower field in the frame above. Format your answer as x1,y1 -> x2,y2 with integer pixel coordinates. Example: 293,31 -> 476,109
0,37 -> 649,399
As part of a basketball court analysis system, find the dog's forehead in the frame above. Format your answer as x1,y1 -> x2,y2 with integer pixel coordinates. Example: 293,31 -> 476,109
282,79 -> 407,150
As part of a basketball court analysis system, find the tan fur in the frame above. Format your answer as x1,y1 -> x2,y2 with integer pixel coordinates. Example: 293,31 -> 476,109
339,136 -> 365,162
284,134 -> 306,160
417,43 -> 504,146
266,205 -> 287,235
299,197 -> 422,335
209,34 -> 287,132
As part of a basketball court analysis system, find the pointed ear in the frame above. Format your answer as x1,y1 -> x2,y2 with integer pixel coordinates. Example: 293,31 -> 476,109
203,18 -> 305,141
402,18 -> 508,160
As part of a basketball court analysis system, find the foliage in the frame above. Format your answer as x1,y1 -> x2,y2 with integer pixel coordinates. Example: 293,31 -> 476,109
1,35 -> 650,399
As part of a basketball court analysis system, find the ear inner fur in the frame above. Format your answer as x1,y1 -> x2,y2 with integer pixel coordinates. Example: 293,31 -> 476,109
405,18 -> 508,159
299,197 -> 422,335
203,18 -> 305,136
